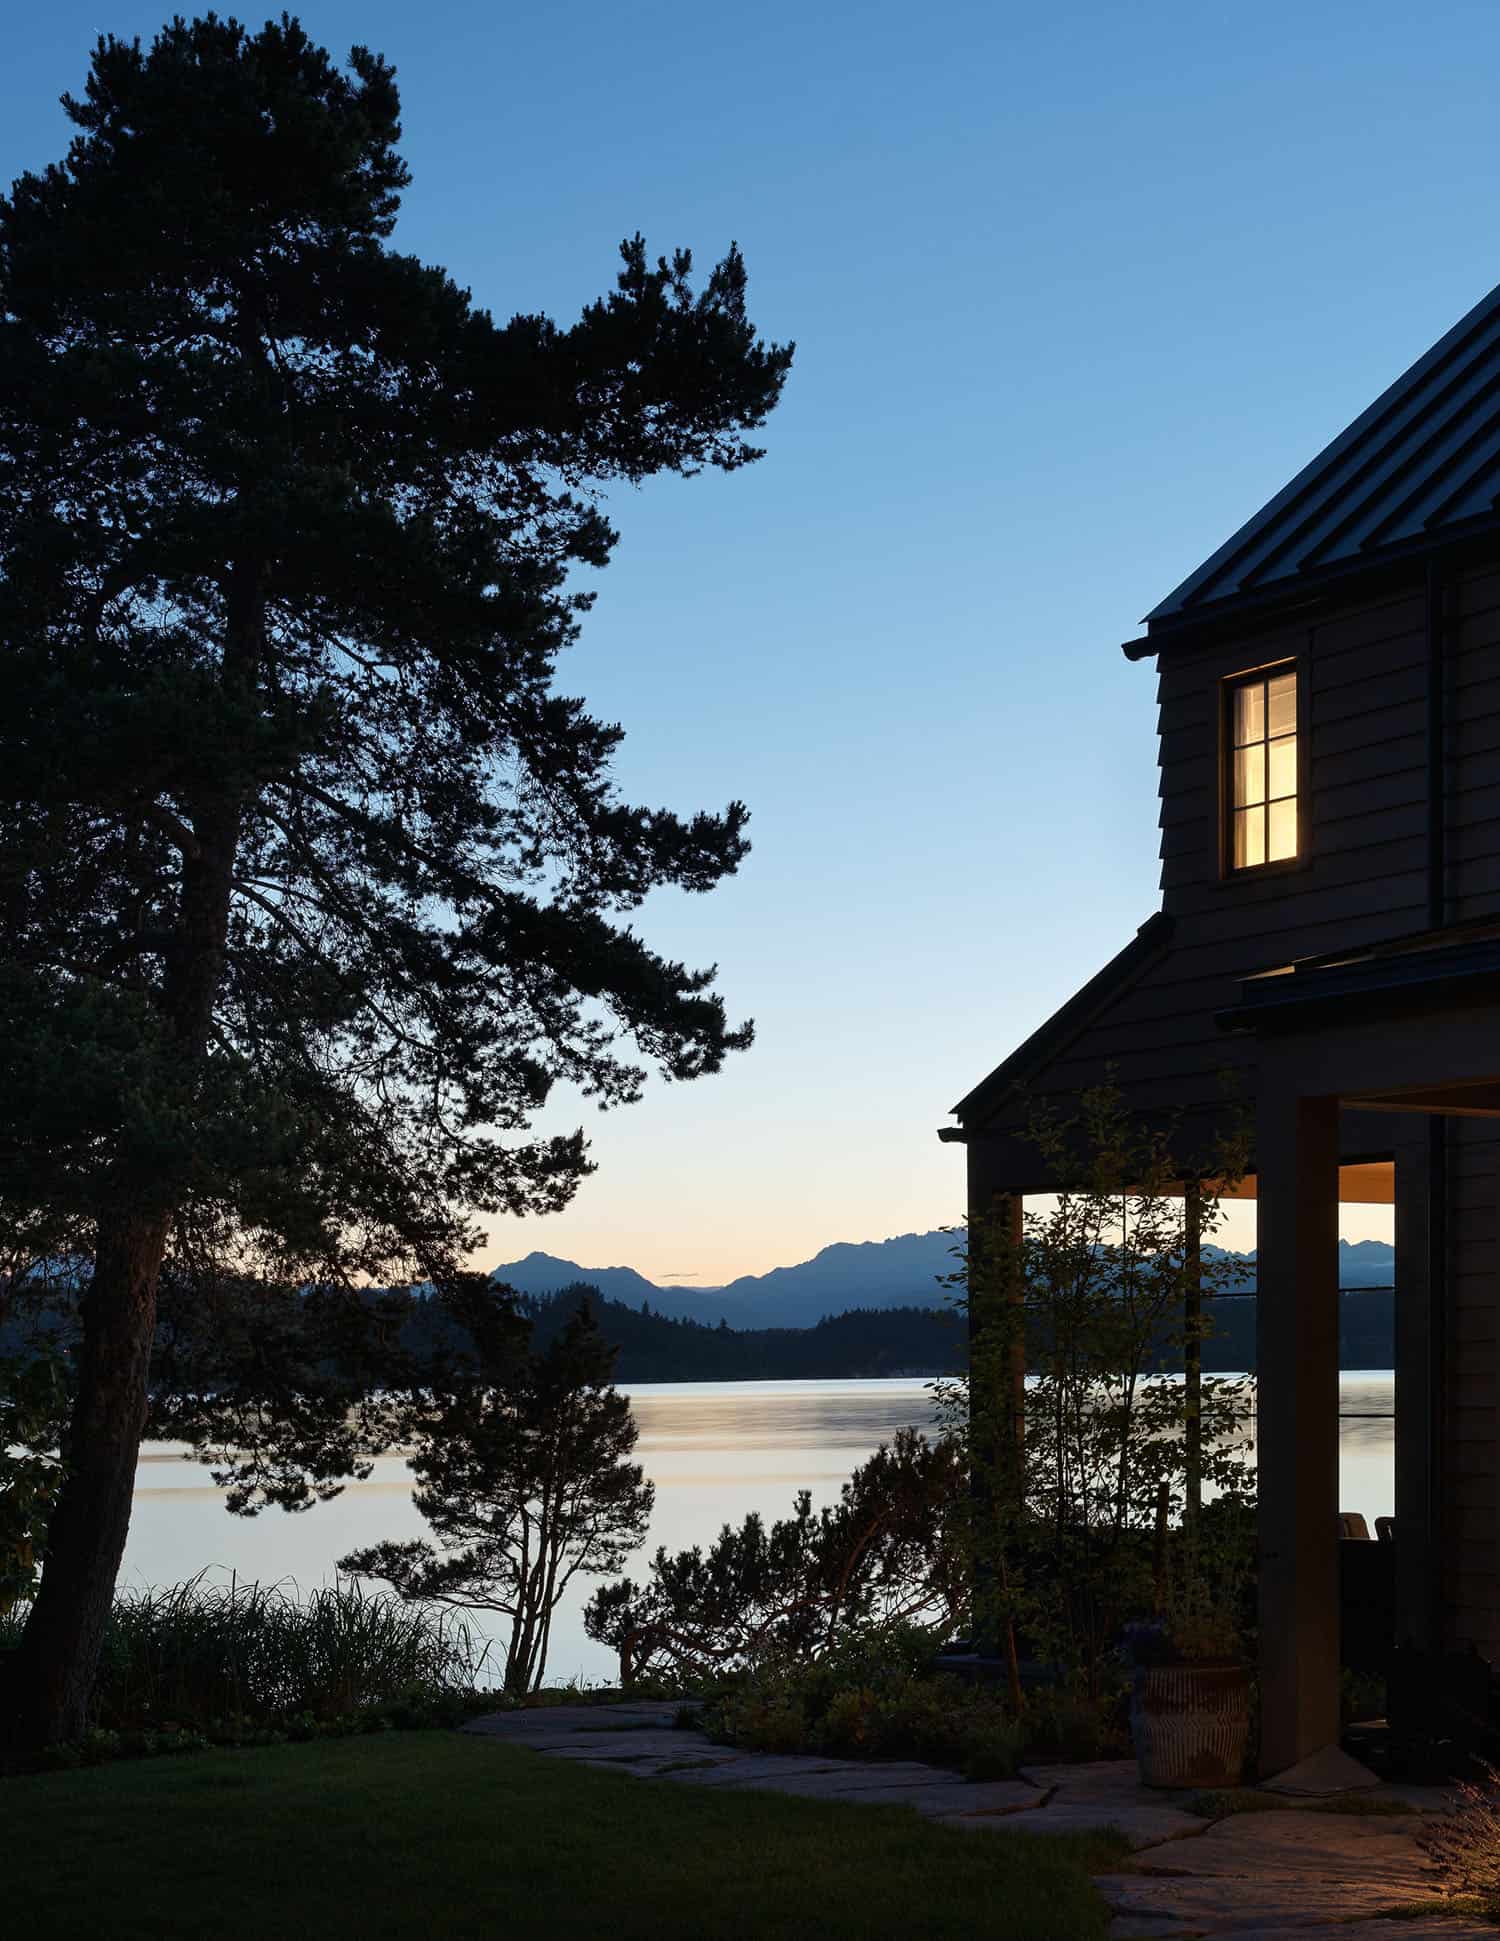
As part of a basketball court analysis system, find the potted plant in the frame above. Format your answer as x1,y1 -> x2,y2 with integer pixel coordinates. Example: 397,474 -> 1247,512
1123,1600 -> 1251,1788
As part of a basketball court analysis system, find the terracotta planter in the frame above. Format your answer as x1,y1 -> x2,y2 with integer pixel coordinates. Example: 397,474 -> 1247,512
1130,1662 -> 1251,1788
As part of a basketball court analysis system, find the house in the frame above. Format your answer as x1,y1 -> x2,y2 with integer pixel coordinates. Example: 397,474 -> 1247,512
943,281 -> 1500,1778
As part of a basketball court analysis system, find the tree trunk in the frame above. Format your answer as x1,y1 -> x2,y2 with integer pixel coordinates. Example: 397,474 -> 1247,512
3,556 -> 257,1764
3,1212 -> 169,1756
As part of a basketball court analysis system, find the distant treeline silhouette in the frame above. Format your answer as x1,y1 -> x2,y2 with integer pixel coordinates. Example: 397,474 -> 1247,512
1009,1287 -> 1393,1377
403,1282 -> 967,1382
0,1275 -> 1396,1385
401,1279 -> 1396,1382
1186,1287 -> 1394,1374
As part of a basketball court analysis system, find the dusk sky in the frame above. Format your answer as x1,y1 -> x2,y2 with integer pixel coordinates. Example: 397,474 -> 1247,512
5,1 -> 1472,1279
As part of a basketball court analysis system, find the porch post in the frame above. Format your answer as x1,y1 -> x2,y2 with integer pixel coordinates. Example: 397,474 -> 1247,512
1256,1086 -> 1341,1776
967,1189 -> 1024,1658
1393,1127 -> 1439,1651
1183,1178 -> 1203,1530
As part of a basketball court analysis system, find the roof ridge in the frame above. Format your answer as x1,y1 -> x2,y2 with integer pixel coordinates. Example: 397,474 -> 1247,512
1145,279 -> 1500,627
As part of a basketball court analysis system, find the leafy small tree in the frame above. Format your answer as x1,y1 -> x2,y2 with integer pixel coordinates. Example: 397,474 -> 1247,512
340,1293 -> 652,1695
937,1082 -> 1255,1692
585,1428 -> 966,1687
0,14 -> 789,1749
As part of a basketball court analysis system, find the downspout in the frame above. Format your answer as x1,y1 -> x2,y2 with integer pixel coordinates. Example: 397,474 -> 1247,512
1424,557 -> 1448,1649
1425,558 -> 1446,932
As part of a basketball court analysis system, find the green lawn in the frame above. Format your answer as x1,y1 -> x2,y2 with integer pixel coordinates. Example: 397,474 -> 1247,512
9,1731 -> 1128,1940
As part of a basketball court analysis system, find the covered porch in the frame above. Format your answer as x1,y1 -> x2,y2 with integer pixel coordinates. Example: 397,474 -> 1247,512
1225,927 -> 1500,1777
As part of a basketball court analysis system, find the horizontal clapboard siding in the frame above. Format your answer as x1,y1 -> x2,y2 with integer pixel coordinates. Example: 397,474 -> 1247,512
1313,591 -> 1425,661
1157,588 -> 1427,924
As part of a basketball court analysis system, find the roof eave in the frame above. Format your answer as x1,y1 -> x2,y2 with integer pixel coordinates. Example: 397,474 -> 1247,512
1124,516 -> 1500,661
1217,927 -> 1500,1035
949,911 -> 1175,1126
1142,277 -> 1500,630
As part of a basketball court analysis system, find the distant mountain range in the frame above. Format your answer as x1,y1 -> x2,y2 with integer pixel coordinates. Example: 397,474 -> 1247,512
489,1232 -> 1397,1329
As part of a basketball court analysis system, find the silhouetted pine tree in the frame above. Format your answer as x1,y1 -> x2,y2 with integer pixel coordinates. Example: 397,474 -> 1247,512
0,15 -> 789,1752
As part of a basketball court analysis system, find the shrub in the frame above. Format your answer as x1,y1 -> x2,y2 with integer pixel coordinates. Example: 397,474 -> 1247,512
7,1574 -> 488,1741
585,1432 -> 966,1687
698,1632 -> 1041,1781
846,1679 -> 1026,1777
816,1687 -> 882,1757
1021,1691 -> 1118,1763
710,1691 -> 808,1755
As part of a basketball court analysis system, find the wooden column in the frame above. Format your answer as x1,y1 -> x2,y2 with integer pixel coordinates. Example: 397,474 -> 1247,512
1256,1086 -> 1341,1776
967,1188 -> 1024,1657
1183,1179 -> 1203,1529
1393,1126 -> 1440,1651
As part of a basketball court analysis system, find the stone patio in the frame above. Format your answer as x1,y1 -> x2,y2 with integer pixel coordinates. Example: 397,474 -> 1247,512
465,1704 -> 1489,1935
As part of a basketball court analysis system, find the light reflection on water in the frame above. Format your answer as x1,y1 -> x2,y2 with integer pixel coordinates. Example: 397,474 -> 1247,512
122,1373 -> 1396,1688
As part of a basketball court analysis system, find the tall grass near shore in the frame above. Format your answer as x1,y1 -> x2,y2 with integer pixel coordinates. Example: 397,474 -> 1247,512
2,1574 -> 491,1731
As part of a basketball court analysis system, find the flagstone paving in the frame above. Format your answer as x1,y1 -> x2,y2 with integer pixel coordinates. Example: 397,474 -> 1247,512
466,1705 -> 1487,1935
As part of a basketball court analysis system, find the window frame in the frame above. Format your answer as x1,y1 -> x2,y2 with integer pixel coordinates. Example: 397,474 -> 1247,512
1219,657 -> 1305,879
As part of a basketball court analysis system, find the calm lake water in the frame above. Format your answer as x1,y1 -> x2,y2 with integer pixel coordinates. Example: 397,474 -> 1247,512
122,1372 -> 1397,1688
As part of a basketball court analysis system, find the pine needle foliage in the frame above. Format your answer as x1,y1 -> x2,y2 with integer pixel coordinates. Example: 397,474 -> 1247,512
0,12 -> 792,1279
341,1296 -> 653,1695
0,12 -> 790,1750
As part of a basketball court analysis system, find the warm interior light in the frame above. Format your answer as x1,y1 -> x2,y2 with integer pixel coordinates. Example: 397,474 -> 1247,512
1230,667 -> 1297,868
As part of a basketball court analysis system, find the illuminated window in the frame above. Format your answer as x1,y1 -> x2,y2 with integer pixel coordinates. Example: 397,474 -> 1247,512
1227,667 -> 1297,869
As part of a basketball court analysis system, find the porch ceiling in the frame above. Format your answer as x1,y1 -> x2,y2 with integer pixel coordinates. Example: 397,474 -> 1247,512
1161,1160 -> 1394,1205
1345,1079 -> 1500,1117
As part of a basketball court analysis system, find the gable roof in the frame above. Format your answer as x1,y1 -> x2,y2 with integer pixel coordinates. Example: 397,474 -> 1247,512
951,911 -> 1174,1123
1145,279 -> 1500,629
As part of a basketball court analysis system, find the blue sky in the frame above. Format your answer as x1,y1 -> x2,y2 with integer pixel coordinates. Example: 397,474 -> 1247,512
4,2 -> 1475,1277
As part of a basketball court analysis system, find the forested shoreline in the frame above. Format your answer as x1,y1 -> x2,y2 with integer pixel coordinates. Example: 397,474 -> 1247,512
396,1281 -> 1397,1384
403,1285 -> 969,1383
4,1278 -> 1398,1394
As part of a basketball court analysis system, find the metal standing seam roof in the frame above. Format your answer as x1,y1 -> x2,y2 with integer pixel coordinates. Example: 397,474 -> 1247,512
1145,279 -> 1500,628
